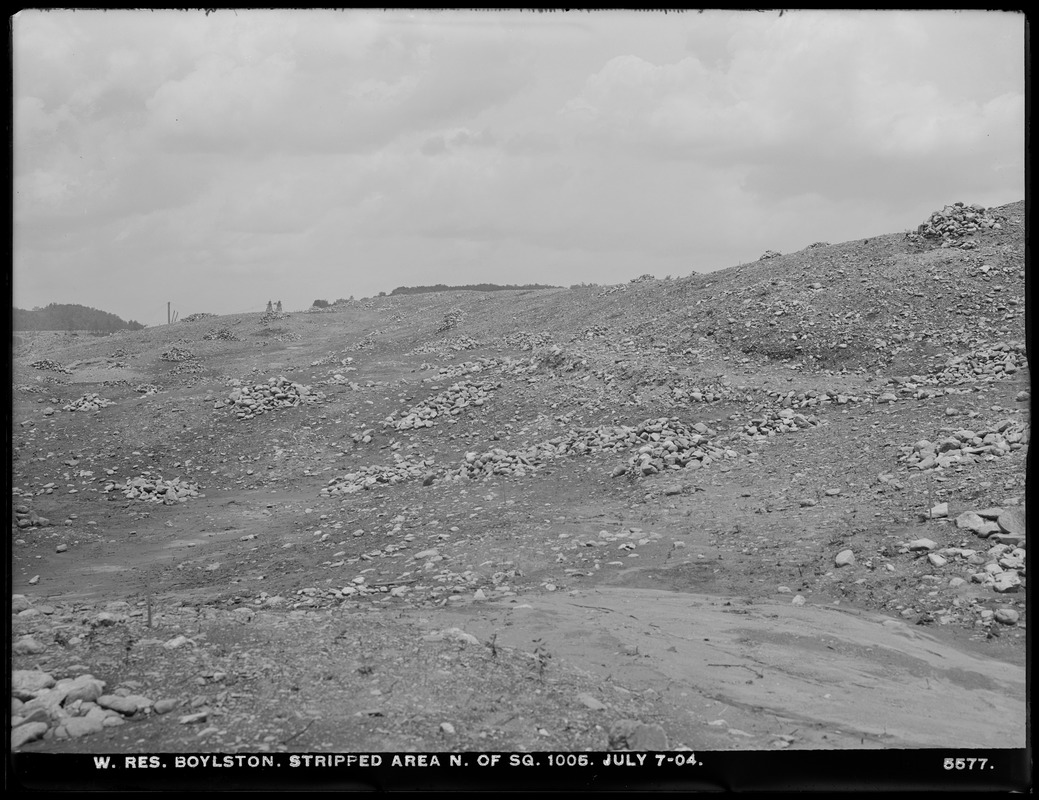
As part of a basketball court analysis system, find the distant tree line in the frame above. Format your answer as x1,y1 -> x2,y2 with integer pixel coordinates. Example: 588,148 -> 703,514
389,283 -> 560,296
13,303 -> 146,333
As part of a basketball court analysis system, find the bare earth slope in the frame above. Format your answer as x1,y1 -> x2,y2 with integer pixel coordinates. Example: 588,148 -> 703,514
9,201 -> 1029,788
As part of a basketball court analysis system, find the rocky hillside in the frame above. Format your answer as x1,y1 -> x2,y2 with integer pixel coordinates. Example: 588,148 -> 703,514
10,200 -> 1028,781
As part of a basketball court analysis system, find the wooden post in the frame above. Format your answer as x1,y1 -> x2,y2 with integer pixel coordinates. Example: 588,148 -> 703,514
168,302 -> 171,325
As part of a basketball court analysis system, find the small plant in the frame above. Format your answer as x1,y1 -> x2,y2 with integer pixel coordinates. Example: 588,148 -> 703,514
532,638 -> 552,682
488,633 -> 498,659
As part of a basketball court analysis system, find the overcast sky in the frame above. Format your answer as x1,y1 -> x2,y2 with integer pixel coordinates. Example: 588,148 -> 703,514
13,9 -> 1024,327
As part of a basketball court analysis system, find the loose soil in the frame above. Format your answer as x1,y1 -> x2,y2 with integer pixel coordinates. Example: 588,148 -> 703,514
9,202 -> 1029,791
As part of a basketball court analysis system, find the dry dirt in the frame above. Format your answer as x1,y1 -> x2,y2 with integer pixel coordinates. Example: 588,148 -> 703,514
8,201 -> 1030,791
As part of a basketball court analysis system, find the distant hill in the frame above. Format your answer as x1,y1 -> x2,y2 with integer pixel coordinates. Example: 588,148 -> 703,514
13,303 -> 146,333
389,283 -> 561,296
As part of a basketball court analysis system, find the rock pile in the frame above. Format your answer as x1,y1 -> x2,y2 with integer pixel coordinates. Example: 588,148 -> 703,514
504,331 -> 554,351
160,346 -> 194,362
180,313 -> 216,323
217,377 -> 326,419
758,250 -> 782,261
629,274 -> 656,283
354,332 -> 378,351
615,418 -> 737,478
384,381 -> 500,431
898,421 -> 1028,471
741,409 -> 821,439
437,309 -> 464,334
310,352 -> 354,368
913,504 -> 1026,595
765,389 -> 867,408
912,202 -> 1002,248
670,380 -> 747,404
135,384 -> 161,395
321,455 -> 439,496
534,345 -> 588,373
412,336 -> 481,356
12,670 -> 126,748
454,417 -> 733,481
62,394 -> 114,412
203,328 -> 240,341
13,504 -> 51,529
927,341 -> 1027,385
447,335 -> 480,351
29,359 -> 71,374
114,476 -> 202,504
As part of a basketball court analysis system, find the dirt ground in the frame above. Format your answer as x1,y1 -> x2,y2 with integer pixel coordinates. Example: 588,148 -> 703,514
9,205 -> 1030,791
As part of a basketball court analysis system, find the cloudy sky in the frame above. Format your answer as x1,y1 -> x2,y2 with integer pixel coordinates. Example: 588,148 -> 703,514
13,9 -> 1024,326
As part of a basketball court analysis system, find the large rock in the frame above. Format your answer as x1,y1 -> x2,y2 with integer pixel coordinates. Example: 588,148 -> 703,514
997,507 -> 1026,538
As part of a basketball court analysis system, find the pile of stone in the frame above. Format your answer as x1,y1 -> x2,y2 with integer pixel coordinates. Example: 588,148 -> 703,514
448,335 -> 480,351
160,346 -> 194,362
259,309 -> 288,325
166,360 -> 204,377
534,344 -> 588,373
385,380 -> 499,430
583,326 -> 611,339
202,328 -> 240,341
12,671 -> 125,748
325,373 -> 360,387
758,250 -> 782,261
180,313 -> 216,323
108,348 -> 129,358
135,384 -> 160,395
455,417 -> 732,481
503,331 -> 554,351
217,377 -> 326,419
911,202 -> 1002,248
29,359 -> 71,374
741,408 -> 821,439
913,503 -> 1025,595
615,418 -> 737,478
100,379 -> 131,388
629,274 -> 656,283
671,381 -> 748,404
354,332 -> 377,351
115,476 -> 202,504
766,388 -> 868,408
898,421 -> 1028,471
13,504 -> 51,529
62,393 -> 114,412
420,358 -> 501,380
310,352 -> 354,368
321,454 -> 438,496
926,341 -> 1027,385
436,309 -> 464,334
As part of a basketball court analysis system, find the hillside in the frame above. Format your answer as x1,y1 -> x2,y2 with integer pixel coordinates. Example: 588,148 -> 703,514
10,200 -> 1028,786
13,303 -> 146,333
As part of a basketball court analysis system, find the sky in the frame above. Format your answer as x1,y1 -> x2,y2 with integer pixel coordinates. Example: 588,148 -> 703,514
12,9 -> 1025,327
